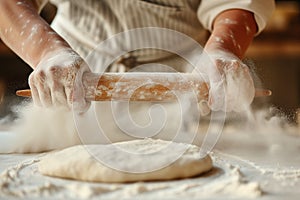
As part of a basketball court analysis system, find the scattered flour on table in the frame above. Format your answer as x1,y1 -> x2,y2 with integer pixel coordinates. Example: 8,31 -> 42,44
0,98 -> 196,153
0,152 -> 265,199
0,103 -> 80,153
0,88 -> 299,198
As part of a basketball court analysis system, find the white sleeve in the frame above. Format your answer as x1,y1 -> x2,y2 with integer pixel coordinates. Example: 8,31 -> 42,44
31,0 -> 49,12
197,0 -> 275,34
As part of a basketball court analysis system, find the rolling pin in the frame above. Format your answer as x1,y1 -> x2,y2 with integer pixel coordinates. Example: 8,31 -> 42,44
16,72 -> 271,102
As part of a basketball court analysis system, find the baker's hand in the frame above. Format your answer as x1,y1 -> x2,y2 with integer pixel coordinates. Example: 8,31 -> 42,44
199,51 -> 255,112
28,49 -> 90,112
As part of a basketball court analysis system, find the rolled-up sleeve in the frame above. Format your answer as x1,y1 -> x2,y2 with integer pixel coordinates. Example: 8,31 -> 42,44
197,0 -> 275,34
32,0 -> 48,12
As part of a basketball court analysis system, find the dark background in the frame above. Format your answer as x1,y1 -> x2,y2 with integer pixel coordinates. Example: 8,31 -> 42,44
0,0 -> 299,121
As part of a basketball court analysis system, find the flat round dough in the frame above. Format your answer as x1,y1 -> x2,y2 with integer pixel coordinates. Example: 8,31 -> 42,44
38,139 -> 212,183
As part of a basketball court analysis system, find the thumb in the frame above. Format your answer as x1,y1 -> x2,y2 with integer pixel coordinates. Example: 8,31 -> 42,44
199,100 -> 211,116
208,80 -> 227,112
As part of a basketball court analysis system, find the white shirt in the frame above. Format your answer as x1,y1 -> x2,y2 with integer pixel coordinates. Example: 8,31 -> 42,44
35,0 -> 275,69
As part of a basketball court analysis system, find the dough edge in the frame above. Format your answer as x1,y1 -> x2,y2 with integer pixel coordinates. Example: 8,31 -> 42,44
38,140 -> 213,183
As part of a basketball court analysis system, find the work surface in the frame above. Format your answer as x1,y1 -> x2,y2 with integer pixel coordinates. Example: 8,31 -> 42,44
1,122 -> 300,199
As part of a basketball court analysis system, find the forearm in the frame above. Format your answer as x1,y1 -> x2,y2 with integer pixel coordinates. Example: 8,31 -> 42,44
0,0 -> 70,68
204,9 -> 257,59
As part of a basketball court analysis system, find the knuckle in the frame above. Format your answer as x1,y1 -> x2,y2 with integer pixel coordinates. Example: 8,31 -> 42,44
48,66 -> 59,76
51,82 -> 59,90
215,59 -> 224,67
36,70 -> 45,78
28,73 -> 35,86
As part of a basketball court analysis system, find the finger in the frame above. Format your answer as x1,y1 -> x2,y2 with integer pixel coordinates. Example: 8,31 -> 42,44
228,78 -> 253,112
47,66 -> 68,107
28,73 -> 41,107
255,89 -> 272,97
35,71 -> 52,107
199,100 -> 211,116
50,82 -> 68,107
208,82 -> 226,112
71,69 -> 91,113
73,98 -> 91,113
68,83 -> 90,113
230,83 -> 255,112
39,87 -> 52,107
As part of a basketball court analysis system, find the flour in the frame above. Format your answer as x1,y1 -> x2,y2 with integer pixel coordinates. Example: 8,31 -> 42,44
0,152 -> 265,199
213,110 -> 300,190
38,139 -> 213,183
0,93 -> 198,153
0,60 -> 299,198
1,124 -> 299,199
0,158 -> 58,197
0,104 -> 80,153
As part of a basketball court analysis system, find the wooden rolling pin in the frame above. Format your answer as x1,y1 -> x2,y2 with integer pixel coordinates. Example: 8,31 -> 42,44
16,72 -> 271,102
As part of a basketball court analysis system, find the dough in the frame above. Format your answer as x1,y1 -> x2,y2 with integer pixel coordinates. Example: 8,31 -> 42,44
38,139 -> 212,183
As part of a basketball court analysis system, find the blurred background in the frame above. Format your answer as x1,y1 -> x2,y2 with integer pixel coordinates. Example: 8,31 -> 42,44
0,0 -> 299,122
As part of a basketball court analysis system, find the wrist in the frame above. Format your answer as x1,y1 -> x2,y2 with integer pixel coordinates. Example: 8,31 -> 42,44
35,48 -> 83,69
39,46 -> 74,62
31,30 -> 73,68
206,9 -> 257,59
203,48 -> 239,61
204,31 -> 248,60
